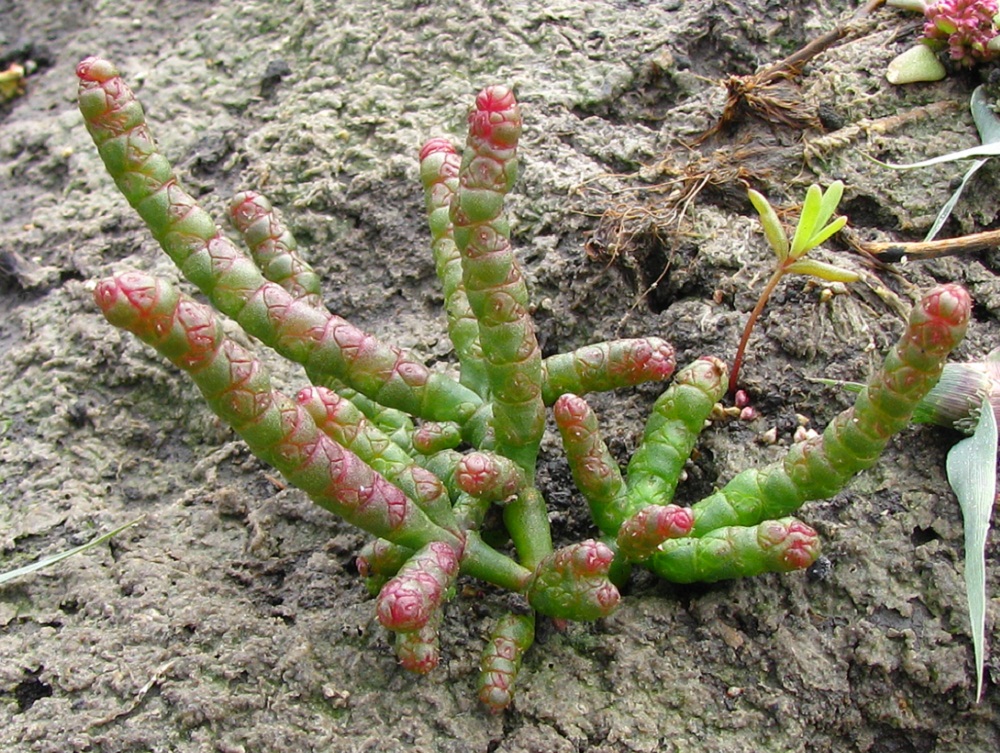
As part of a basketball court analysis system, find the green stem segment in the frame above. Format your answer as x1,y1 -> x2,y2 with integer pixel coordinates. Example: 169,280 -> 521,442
478,612 -> 535,712
77,56 -> 481,426
616,504 -> 694,562
451,86 -> 545,478
228,190 -> 323,306
691,284 -> 972,536
541,338 -> 676,405
376,540 -> 462,632
297,385 -> 457,531
420,138 -> 487,394
525,539 -> 620,620
553,394 -> 629,537
626,357 -> 727,515
93,271 -> 457,552
648,518 -> 820,583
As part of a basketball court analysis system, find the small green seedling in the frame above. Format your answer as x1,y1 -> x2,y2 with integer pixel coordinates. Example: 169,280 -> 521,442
732,182 -> 859,394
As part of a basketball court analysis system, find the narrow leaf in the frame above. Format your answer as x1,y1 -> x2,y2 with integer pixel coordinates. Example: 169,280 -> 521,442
872,140 -> 1000,170
945,399 -> 996,703
789,184 -> 822,257
785,256 -> 861,283
748,189 -> 789,261
0,518 -> 144,586
924,159 -> 987,242
970,85 -> 1000,145
925,87 -> 1000,241
814,181 -> 844,233
808,377 -> 865,393
805,214 -> 849,250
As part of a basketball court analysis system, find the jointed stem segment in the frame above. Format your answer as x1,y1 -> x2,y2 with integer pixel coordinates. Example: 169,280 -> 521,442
80,56 -> 972,711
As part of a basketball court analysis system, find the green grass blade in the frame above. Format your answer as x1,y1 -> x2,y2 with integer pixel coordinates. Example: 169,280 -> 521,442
925,87 -> 1000,242
945,399 -> 996,703
0,518 -> 144,586
871,140 -> 1000,170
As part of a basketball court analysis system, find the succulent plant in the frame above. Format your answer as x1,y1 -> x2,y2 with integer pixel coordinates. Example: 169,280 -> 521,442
77,56 -> 972,710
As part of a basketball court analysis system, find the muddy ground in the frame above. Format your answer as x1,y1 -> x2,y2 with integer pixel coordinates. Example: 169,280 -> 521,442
1,1 -> 999,751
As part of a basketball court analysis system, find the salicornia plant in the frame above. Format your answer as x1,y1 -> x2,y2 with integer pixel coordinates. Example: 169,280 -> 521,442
77,57 -> 973,710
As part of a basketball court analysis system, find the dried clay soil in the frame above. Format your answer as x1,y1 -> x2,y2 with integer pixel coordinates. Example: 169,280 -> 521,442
1,1 -> 999,751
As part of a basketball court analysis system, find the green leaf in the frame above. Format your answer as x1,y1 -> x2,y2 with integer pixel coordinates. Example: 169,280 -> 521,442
872,139 -> 1000,170
971,85 -> 1000,144
748,188 -> 789,261
805,214 -> 848,250
945,399 -> 996,703
0,518 -> 144,586
785,256 -> 861,283
925,87 -> 1000,241
789,184 -> 823,257
814,181 -> 844,236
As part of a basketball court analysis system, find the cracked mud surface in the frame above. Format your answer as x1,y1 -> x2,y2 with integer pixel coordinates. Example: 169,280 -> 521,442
1,1 -> 998,751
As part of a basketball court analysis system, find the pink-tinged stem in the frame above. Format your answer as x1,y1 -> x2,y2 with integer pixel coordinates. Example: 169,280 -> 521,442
93,270 -> 457,552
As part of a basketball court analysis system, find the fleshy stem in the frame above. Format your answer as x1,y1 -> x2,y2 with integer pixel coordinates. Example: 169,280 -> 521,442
227,189 -> 416,448
94,270 -> 537,594
228,190 -> 323,307
541,338 -> 676,405
478,612 -> 535,712
450,86 -> 545,478
689,284 -> 971,536
93,272 -> 456,551
419,138 -> 488,394
553,393 -> 629,537
649,517 -> 821,583
626,357 -> 728,515
77,57 -> 482,426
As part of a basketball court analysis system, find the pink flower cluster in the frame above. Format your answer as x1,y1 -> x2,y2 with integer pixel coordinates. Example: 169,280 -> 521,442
923,0 -> 1000,66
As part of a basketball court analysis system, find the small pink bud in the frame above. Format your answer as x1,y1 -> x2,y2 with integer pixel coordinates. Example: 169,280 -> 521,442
76,56 -> 118,83
419,137 -> 458,162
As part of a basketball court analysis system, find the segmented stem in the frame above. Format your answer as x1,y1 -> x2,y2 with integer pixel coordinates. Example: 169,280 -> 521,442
451,86 -> 544,477
626,357 -> 727,514
648,518 -> 821,583
93,271 -> 455,551
419,137 -> 487,393
553,393 -> 629,537
228,190 -> 323,306
376,540 -> 462,633
297,385 -> 457,530
616,504 -> 694,562
357,538 -> 413,594
541,338 -> 676,405
478,612 -> 535,712
77,57 -> 482,426
691,284 -> 971,534
525,539 -> 620,620
395,611 -> 442,674
455,451 -> 526,503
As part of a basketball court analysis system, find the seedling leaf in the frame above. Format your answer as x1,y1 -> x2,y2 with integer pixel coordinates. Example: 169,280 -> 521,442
785,257 -> 861,283
789,184 -> 823,257
748,188 -> 789,260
